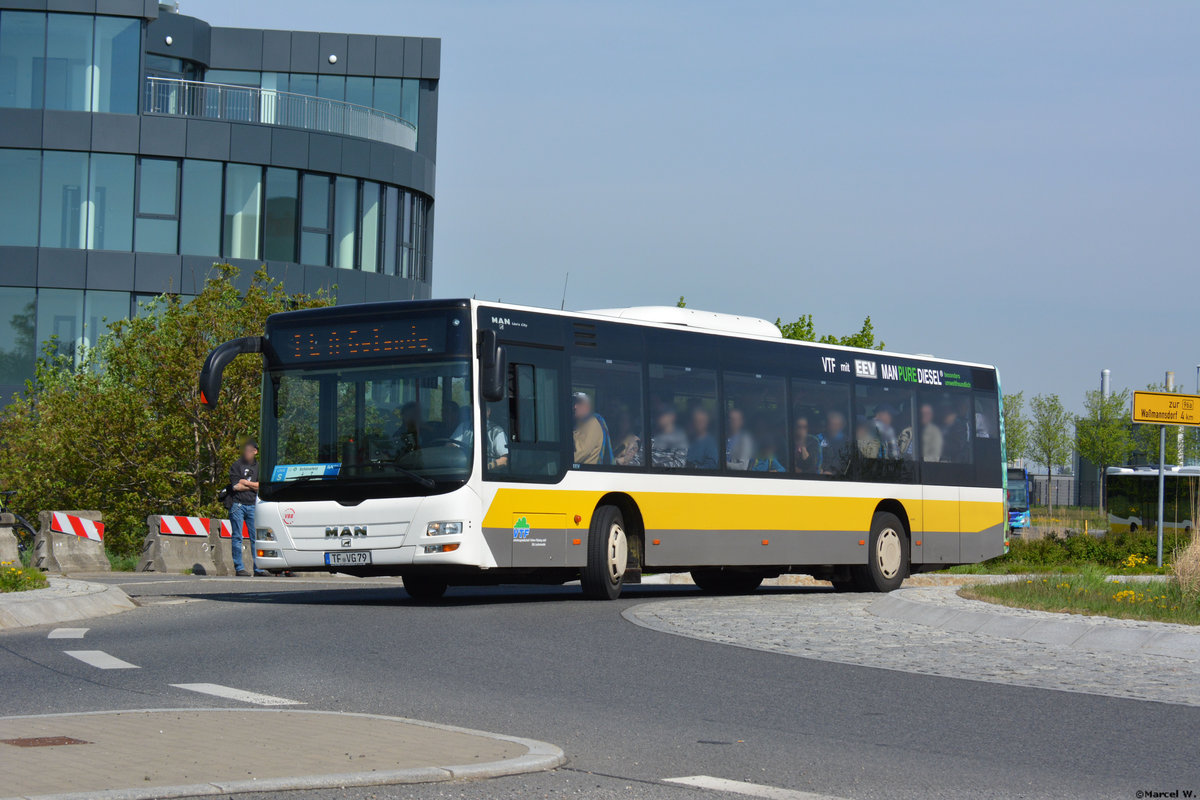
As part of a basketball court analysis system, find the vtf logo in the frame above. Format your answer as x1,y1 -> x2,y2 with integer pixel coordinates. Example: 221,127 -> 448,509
325,526 -> 368,538
513,516 -> 531,540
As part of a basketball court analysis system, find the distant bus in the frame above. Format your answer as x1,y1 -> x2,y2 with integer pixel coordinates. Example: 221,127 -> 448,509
1006,467 -> 1031,533
200,300 -> 1008,600
1106,466 -> 1198,534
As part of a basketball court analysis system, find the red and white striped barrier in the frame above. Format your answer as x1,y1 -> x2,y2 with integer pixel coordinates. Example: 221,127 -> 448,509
50,512 -> 104,542
217,520 -> 251,539
159,515 -> 210,537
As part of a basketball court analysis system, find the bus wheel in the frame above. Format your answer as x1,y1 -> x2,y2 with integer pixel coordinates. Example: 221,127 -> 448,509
402,574 -> 448,601
850,512 -> 909,592
691,569 -> 763,595
581,505 -> 627,600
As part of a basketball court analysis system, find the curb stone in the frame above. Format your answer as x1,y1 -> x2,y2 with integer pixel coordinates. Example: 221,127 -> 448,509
0,578 -> 136,631
0,708 -> 566,800
868,588 -> 1200,659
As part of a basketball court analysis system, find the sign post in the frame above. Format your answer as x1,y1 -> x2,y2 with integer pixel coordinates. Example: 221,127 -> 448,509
1131,378 -> 1200,567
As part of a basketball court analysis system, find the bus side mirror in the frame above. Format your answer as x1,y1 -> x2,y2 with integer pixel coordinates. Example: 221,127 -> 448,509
478,330 -> 506,403
199,336 -> 265,409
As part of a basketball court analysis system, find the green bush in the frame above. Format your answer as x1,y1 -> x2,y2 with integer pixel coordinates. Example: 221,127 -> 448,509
973,527 -> 1171,573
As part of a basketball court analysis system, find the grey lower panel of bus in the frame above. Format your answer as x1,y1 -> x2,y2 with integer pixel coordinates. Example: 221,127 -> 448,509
482,524 -> 1006,570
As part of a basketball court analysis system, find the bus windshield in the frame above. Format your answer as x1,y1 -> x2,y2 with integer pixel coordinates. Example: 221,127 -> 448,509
1007,485 -> 1028,510
260,359 -> 473,502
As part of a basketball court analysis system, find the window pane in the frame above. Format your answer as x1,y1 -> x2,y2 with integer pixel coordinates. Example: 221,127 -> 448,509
82,289 -> 128,352
0,149 -> 40,246
40,150 -> 88,249
332,176 -> 356,269
345,76 -> 372,108
855,384 -> 917,482
316,73 -> 344,101
288,72 -> 316,97
382,186 -> 398,275
205,69 -> 259,87
138,158 -> 178,216
264,167 -> 298,261
135,218 -> 176,253
0,11 -> 46,109
223,163 -> 261,260
649,364 -> 717,471
571,357 -> 642,468
723,372 -> 787,473
36,288 -> 83,363
259,71 -> 285,124
373,77 -> 401,116
180,159 -> 222,256
44,13 -> 93,111
401,78 -> 419,126
301,173 -> 330,229
87,153 -> 133,251
359,181 -> 379,272
91,15 -> 140,113
301,232 -> 329,266
0,287 -> 36,386
791,378 -> 852,478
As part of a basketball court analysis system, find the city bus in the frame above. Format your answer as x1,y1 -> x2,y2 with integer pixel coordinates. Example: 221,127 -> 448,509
1106,466 -> 1198,534
199,300 -> 1007,600
1007,467 -> 1031,533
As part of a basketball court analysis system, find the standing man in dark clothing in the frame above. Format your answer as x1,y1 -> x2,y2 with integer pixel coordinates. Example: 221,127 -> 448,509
229,439 -> 260,577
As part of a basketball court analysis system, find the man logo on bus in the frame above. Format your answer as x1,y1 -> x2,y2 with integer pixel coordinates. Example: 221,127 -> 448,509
514,517 -> 531,540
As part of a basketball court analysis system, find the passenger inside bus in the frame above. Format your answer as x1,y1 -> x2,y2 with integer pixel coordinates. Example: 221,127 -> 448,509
793,415 -> 821,473
650,405 -> 688,468
725,407 -> 754,470
748,414 -> 785,472
572,392 -> 612,465
686,405 -> 718,469
612,405 -> 642,466
819,410 -> 849,474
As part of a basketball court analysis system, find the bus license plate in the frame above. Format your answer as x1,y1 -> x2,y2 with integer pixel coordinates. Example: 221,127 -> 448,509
325,551 -> 372,567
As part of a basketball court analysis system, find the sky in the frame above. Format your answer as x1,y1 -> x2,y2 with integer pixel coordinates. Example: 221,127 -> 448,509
193,0 -> 1200,409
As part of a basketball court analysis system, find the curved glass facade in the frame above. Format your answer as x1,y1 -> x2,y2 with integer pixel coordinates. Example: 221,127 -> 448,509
0,149 -> 432,279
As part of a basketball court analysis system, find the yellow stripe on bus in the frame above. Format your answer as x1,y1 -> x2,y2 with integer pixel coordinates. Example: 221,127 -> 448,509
483,488 -> 1003,534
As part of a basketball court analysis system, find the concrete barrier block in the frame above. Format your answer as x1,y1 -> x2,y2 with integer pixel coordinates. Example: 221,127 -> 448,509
0,526 -> 20,565
208,517 -> 235,576
33,511 -> 109,574
136,515 -> 218,575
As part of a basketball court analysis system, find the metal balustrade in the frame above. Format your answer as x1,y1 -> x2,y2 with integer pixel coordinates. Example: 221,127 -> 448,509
143,76 -> 417,150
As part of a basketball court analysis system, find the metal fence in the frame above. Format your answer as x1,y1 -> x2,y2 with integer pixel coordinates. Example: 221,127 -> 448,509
143,77 -> 417,150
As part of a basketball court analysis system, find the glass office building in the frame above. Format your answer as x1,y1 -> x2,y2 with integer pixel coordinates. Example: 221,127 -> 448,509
0,1 -> 439,397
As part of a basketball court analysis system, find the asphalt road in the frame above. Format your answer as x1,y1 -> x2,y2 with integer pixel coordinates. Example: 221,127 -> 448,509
1,574 -> 1197,800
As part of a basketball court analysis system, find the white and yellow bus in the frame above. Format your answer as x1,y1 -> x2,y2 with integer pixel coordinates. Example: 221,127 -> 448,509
200,300 -> 1007,599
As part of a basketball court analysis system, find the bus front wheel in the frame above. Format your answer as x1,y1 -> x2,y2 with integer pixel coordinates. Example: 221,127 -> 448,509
850,512 -> 909,592
402,574 -> 448,601
581,505 -> 627,600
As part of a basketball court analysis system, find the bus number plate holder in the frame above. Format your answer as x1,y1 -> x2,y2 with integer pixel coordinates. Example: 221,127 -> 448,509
325,551 -> 372,567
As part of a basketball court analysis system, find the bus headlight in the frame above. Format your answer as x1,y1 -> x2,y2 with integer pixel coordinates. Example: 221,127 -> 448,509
256,527 -> 276,541
426,521 -> 462,536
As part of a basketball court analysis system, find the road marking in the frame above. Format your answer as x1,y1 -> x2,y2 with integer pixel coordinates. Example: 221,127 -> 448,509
664,775 -> 846,800
63,650 -> 138,669
47,628 -> 88,639
170,683 -> 304,706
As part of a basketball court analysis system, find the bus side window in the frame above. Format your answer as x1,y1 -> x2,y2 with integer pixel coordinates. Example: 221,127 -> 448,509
571,357 -> 644,469
974,393 -> 1002,487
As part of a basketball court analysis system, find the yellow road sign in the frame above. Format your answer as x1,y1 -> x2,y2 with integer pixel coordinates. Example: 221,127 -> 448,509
1132,390 -> 1200,427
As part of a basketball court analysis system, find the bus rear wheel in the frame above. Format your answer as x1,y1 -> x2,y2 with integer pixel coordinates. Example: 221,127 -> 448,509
581,505 -> 627,600
402,574 -> 448,601
691,569 -> 763,595
849,512 -> 909,592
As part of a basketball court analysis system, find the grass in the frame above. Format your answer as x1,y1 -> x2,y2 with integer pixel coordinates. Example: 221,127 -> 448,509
940,527 -> 1173,575
961,570 -> 1200,626
0,561 -> 48,593
106,551 -> 139,571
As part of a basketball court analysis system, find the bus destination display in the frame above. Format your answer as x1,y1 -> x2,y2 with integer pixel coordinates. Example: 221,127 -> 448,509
271,318 -> 449,364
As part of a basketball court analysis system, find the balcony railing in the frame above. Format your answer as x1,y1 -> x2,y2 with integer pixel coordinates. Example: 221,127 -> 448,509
143,76 -> 417,150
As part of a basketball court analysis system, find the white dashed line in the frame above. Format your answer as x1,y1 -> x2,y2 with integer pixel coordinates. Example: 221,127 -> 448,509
63,650 -> 139,669
47,628 -> 88,639
664,775 -> 846,800
170,683 -> 304,706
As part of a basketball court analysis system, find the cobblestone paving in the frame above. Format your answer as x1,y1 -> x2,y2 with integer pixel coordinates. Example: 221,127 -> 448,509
623,590 -> 1200,706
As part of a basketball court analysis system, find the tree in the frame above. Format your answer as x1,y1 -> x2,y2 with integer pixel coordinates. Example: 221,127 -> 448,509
1002,390 -> 1030,465
1075,388 -> 1133,511
1029,393 -> 1074,514
676,296 -> 687,308
0,266 -> 332,556
775,314 -> 885,350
